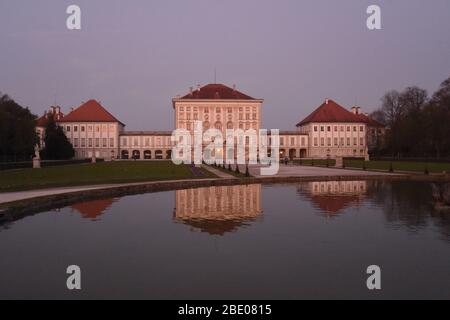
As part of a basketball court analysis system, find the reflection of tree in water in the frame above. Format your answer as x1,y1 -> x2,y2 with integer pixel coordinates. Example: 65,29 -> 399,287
366,180 -> 450,241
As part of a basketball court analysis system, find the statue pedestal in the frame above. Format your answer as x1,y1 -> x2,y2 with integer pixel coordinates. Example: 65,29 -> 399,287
335,157 -> 343,168
91,156 -> 96,163
33,158 -> 41,169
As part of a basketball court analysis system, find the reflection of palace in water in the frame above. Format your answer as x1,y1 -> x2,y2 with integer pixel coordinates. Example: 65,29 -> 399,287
298,181 -> 367,216
174,184 -> 262,235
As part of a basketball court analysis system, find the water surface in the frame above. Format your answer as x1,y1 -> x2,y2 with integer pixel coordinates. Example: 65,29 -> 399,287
0,180 -> 449,299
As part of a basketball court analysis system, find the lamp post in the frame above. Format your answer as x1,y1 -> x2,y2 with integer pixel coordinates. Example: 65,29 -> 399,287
326,148 -> 330,167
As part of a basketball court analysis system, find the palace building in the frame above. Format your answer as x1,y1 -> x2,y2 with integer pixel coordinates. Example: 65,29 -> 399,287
36,83 -> 384,161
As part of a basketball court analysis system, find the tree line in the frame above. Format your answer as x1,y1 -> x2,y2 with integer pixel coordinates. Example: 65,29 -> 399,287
0,93 -> 73,162
370,76 -> 450,158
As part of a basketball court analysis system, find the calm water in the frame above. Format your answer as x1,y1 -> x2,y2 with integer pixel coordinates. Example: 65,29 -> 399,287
0,180 -> 449,299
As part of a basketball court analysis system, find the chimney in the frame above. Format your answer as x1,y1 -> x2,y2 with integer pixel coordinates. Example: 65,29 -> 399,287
56,106 -> 61,114
70,107 -> 74,113
197,84 -> 201,91
325,98 -> 329,105
351,106 -> 357,114
357,107 -> 361,114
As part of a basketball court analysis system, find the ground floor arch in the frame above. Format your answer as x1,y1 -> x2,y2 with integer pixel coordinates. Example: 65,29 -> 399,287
132,150 -> 141,160
121,150 -> 129,159
289,148 -> 297,160
300,148 -> 307,158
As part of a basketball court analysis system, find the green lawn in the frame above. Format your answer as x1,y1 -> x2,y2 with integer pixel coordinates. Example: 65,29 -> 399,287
344,159 -> 450,173
0,161 -> 216,192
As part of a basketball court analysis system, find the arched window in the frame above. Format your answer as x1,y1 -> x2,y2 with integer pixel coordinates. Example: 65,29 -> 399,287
215,121 -> 222,130
203,121 -> 210,130
121,150 -> 129,159
227,121 -> 233,129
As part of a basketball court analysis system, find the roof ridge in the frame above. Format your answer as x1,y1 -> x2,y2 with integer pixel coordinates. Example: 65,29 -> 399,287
296,99 -> 367,126
179,83 -> 256,100
58,99 -> 124,126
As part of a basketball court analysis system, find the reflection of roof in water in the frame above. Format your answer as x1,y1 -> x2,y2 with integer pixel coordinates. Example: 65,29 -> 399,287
176,218 -> 258,236
297,181 -> 367,216
174,184 -> 262,234
71,198 -> 116,220
307,195 -> 363,215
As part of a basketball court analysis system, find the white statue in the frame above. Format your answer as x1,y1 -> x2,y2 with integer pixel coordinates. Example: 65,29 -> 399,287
33,144 -> 41,168
34,144 -> 40,160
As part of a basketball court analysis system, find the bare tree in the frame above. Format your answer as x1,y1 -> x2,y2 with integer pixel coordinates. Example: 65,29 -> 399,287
381,90 -> 404,128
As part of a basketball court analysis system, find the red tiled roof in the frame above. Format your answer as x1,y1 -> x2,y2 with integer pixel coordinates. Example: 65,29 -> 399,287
179,84 -> 256,100
296,99 -> 367,127
58,100 -> 124,125
36,108 -> 65,127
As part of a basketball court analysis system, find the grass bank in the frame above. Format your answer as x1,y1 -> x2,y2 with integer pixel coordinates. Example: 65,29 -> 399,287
344,159 -> 450,173
0,161 -> 216,193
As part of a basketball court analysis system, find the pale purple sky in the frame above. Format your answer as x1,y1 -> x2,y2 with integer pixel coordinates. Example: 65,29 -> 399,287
1,0 -> 449,130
